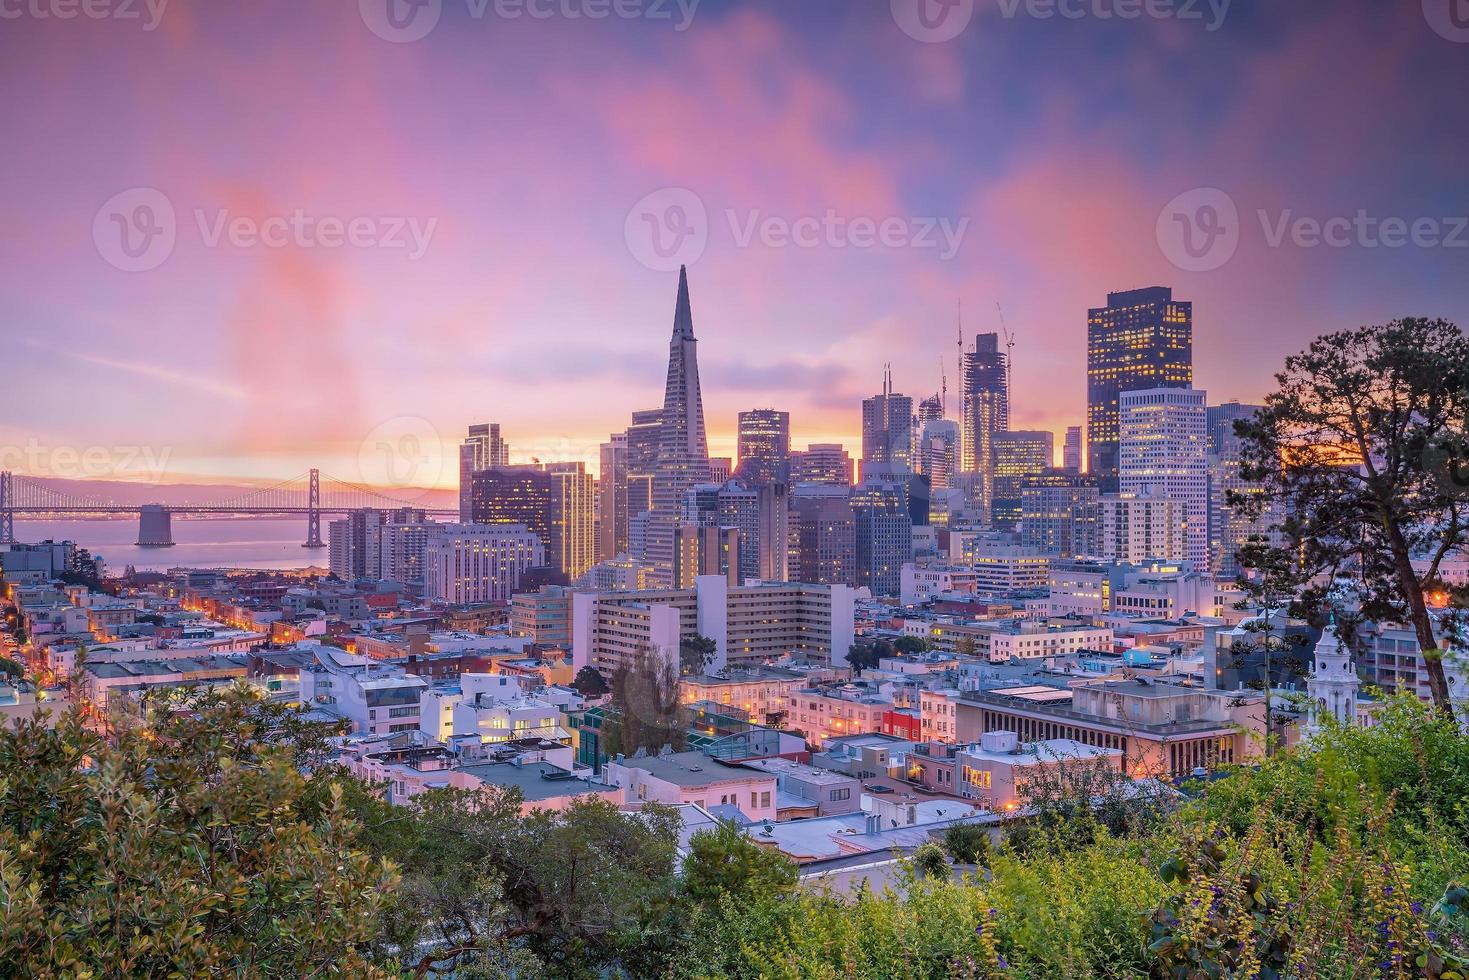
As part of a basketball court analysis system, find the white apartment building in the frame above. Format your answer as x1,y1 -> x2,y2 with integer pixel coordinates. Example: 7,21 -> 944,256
424,523 -> 545,604
298,645 -> 429,736
572,576 -> 858,676
1098,493 -> 1182,564
899,563 -> 978,605
1119,387 -> 1208,571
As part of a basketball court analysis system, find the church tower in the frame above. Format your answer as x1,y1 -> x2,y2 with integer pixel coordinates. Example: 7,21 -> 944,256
1306,615 -> 1359,734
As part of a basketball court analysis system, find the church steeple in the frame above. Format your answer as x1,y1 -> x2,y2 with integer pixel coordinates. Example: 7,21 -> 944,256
1307,616 -> 1360,735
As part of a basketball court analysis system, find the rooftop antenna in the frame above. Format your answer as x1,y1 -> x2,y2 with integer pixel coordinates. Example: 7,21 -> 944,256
939,355 -> 948,418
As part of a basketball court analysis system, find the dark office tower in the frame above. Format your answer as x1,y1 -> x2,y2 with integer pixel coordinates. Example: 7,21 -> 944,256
647,265 -> 712,586
787,488 -> 857,586
459,423 -> 510,521
1205,401 -> 1261,456
960,333 -> 1009,471
736,409 -> 791,487
1019,472 -> 1101,558
470,464 -> 595,579
757,482 -> 790,581
623,407 -> 662,539
861,367 -> 915,480
1086,287 -> 1193,490
790,444 -> 854,485
992,430 -> 1055,531
1063,425 -> 1083,474
852,481 -> 913,598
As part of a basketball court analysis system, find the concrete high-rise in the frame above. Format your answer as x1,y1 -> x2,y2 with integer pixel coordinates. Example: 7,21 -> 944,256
1063,426 -> 1083,474
598,433 -> 629,563
1086,288 -> 1193,490
424,523 -> 544,604
790,444 -> 854,486
736,409 -> 791,487
1020,473 -> 1100,558
1119,387 -> 1208,571
1206,402 -> 1276,578
861,368 -> 914,480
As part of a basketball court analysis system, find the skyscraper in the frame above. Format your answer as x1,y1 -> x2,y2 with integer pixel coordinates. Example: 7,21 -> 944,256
469,463 -> 595,579
861,368 -> 914,480
960,332 -> 1008,471
736,409 -> 791,486
1207,402 -> 1276,577
1119,387 -> 1208,571
787,487 -> 857,586
647,265 -> 712,586
459,423 -> 509,520
597,433 -> 628,563
992,430 -> 1055,530
1020,473 -> 1100,558
1063,425 -> 1083,474
790,444 -> 854,485
1086,287 -> 1193,490
852,481 -> 912,597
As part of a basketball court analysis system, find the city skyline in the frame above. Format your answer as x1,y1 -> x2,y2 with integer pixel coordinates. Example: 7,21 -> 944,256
5,0 -> 1467,488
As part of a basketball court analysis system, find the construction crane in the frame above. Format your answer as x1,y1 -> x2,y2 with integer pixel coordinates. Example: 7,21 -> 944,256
996,301 -> 1015,424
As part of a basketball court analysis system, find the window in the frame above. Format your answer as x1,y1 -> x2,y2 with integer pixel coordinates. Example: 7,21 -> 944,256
830,787 -> 850,802
760,791 -> 770,807
388,705 -> 417,718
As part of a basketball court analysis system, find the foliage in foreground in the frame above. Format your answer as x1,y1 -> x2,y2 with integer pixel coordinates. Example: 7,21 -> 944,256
0,690 -> 395,978
2,687 -> 1468,978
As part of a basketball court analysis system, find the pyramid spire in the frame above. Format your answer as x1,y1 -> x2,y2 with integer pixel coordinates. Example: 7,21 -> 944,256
672,264 -> 694,340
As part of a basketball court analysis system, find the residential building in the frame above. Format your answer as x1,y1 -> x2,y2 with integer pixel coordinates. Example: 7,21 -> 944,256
424,524 -> 544,604
604,749 -> 777,823
1098,492 -> 1183,564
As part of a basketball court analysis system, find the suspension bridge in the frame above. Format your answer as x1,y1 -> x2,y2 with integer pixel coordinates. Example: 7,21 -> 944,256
0,469 -> 457,548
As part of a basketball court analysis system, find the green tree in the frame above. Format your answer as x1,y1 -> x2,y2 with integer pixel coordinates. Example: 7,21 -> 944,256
0,688 -> 397,977
601,647 -> 687,760
571,664 -> 610,698
681,819 -> 798,910
942,821 -> 993,866
894,635 -> 931,655
1236,318 -> 1469,718
845,639 -> 891,676
679,633 -> 718,676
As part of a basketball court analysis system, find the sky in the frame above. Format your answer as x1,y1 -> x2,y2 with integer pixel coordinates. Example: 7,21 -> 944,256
3,0 -> 1468,492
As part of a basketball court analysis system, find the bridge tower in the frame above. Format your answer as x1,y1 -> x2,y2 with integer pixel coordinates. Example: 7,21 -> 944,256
0,471 -> 13,545
136,504 -> 175,547
303,468 -> 324,548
